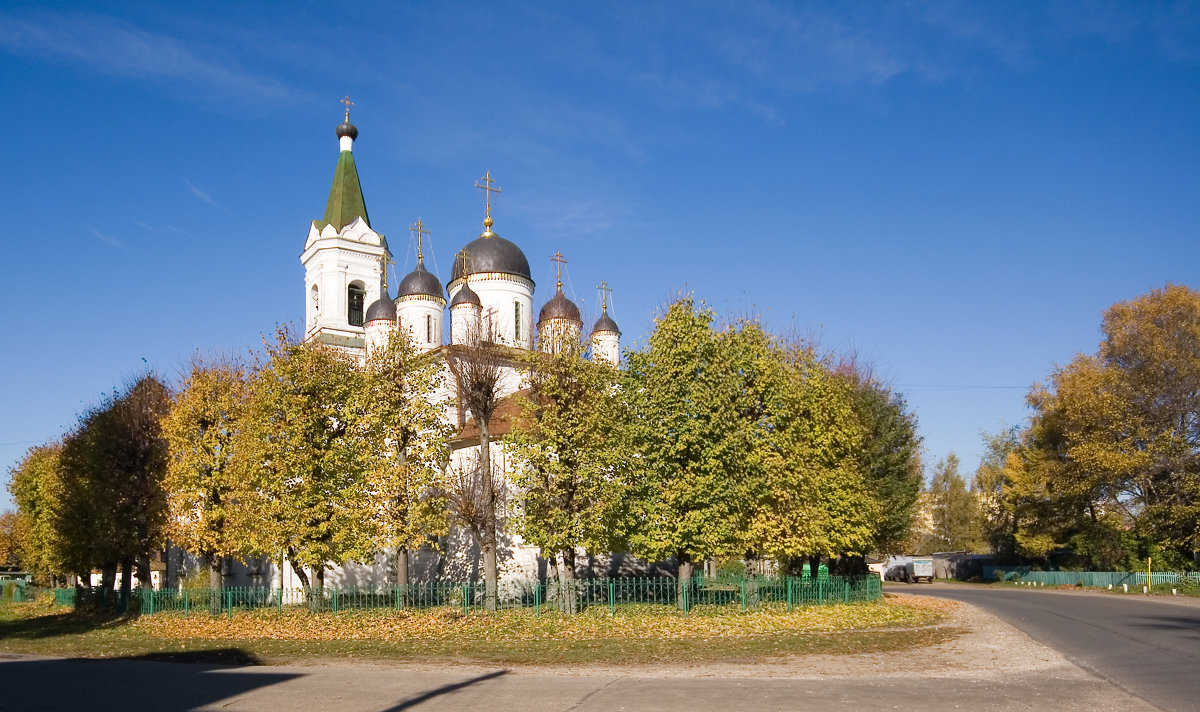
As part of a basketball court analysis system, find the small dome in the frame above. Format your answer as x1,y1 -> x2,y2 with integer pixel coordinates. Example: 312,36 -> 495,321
397,260 -> 443,299
336,121 -> 359,140
365,292 -> 397,322
539,288 -> 581,324
592,310 -> 620,335
450,232 -> 532,284
449,281 -> 481,308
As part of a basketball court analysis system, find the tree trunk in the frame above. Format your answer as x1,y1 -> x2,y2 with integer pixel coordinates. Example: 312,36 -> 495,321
396,547 -> 410,608
288,548 -> 311,589
100,561 -> 117,597
479,419 -> 498,612
209,554 -> 223,589
119,556 -> 133,612
136,552 -> 151,590
560,549 -> 577,613
676,557 -> 693,611
743,553 -> 760,609
808,554 -> 822,580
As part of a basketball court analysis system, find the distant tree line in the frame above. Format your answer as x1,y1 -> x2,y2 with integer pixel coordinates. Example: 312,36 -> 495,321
5,297 -> 924,603
906,285 -> 1199,571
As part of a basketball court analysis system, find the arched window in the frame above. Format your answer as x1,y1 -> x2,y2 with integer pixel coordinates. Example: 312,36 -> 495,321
514,301 -> 521,342
425,314 -> 433,344
347,282 -> 365,327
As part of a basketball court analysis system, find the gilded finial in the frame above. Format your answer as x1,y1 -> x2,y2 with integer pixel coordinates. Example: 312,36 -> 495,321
474,171 -> 501,235
550,251 -> 568,290
379,252 -> 389,290
340,95 -> 354,121
597,281 -> 612,312
410,218 -> 430,262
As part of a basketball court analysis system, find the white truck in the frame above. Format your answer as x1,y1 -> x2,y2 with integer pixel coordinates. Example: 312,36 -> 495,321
904,557 -> 935,583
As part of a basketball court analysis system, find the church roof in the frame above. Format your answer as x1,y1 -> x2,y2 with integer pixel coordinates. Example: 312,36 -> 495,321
321,123 -> 370,230
539,286 -> 581,324
449,281 -> 481,307
365,291 -> 397,322
592,309 -> 619,334
397,259 -> 443,299
450,232 -> 532,284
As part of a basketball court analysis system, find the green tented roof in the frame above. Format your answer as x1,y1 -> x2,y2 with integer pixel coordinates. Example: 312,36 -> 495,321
321,150 -> 370,230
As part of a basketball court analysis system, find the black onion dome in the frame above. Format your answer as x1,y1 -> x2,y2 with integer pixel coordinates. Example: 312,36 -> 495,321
449,281 -> 481,308
539,288 -> 582,324
336,121 -> 359,140
397,260 -> 443,299
365,292 -> 397,322
592,310 -> 620,334
449,233 -> 532,283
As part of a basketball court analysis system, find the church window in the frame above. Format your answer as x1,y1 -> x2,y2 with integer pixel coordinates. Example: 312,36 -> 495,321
426,314 -> 433,343
514,302 -> 521,342
347,283 -> 365,327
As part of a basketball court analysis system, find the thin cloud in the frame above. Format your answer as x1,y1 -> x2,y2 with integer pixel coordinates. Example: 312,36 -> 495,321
91,227 -> 127,249
0,10 -> 302,104
184,179 -> 221,210
135,219 -> 193,237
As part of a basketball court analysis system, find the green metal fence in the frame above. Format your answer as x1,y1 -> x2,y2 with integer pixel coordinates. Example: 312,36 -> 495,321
121,574 -> 881,618
986,568 -> 1200,587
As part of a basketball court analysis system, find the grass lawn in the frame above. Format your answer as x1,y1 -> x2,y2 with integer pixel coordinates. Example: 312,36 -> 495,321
0,594 -> 957,667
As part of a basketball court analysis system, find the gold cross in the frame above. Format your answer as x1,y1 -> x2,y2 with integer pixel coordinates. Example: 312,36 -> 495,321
340,96 -> 353,121
474,171 -> 501,221
596,281 -> 612,311
409,218 -> 430,261
380,252 -> 390,289
456,248 -> 472,276
550,251 -> 568,289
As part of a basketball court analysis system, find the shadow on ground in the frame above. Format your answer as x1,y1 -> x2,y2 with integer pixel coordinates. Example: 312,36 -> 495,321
0,651 -> 299,712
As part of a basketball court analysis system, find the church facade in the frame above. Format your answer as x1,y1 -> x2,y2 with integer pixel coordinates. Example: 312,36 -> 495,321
278,112 -> 624,588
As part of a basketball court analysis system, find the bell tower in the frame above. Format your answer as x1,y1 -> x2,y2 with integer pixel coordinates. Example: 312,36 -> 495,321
300,99 -> 389,351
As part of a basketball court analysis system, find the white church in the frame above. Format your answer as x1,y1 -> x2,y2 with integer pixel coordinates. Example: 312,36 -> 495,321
258,109 -> 627,588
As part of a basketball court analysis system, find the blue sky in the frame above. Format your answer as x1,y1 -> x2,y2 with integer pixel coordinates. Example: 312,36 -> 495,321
2,2 -> 1198,511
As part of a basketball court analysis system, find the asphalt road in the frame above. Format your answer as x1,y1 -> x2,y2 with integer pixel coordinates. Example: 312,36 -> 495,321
0,652 -> 1155,712
902,583 -> 1200,712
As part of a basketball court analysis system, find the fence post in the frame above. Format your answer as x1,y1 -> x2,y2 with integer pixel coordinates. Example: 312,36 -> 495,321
818,579 -> 824,606
147,588 -> 154,615
462,585 -> 470,616
226,590 -> 232,619
184,589 -> 189,618
787,578 -> 793,612
844,578 -> 850,603
333,587 -> 339,615
277,588 -> 283,615
535,582 -> 541,618
609,581 -> 616,616
740,579 -> 746,612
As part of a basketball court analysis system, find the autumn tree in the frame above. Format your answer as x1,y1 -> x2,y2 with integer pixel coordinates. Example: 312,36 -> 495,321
752,341 -> 881,578
445,331 -> 510,611
623,299 -> 761,599
916,453 -> 979,553
971,427 -> 1021,560
994,285 -> 1200,568
162,357 -> 250,588
834,358 -> 923,556
507,331 -> 626,607
6,443 -> 69,583
361,330 -> 452,591
231,329 -> 375,590
0,511 -> 24,569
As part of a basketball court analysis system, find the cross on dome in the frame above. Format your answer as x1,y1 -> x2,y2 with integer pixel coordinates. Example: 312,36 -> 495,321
550,251 -> 568,290
410,217 -> 430,261
596,280 -> 613,311
340,95 -> 354,121
474,171 -> 501,234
